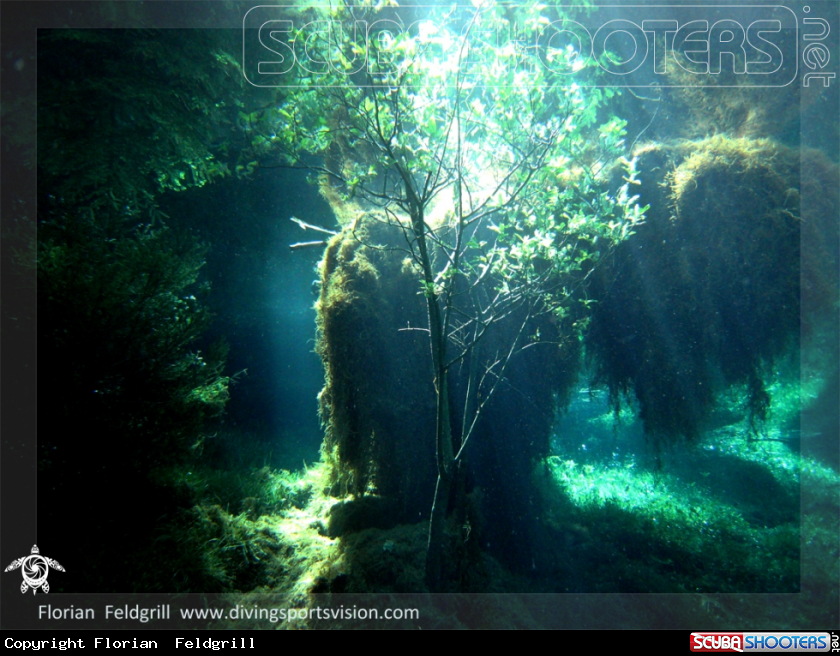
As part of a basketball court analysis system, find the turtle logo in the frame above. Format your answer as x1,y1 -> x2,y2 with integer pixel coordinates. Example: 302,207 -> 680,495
5,544 -> 65,594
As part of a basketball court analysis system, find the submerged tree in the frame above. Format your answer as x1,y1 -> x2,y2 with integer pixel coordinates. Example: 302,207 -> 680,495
258,3 -> 646,588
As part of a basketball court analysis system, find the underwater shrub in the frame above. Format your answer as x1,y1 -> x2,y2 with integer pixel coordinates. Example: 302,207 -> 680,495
37,202 -> 230,591
315,213 -> 583,570
38,205 -> 229,455
32,27 -> 278,591
587,137 -> 838,444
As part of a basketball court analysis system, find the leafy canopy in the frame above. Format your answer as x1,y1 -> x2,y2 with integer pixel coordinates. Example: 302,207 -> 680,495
260,2 -> 646,324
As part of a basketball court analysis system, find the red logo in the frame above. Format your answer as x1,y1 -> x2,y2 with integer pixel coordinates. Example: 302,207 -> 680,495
691,634 -> 745,653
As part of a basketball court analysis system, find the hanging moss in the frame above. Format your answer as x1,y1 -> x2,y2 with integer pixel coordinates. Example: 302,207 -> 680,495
587,136 -> 838,444
316,216 -> 436,523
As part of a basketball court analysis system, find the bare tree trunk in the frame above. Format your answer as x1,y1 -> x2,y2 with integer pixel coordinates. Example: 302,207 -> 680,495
404,201 -> 456,591
425,429 -> 452,590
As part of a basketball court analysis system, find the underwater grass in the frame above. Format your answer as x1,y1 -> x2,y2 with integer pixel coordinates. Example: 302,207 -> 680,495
544,378 -> 838,596
171,461 -> 344,598
545,448 -> 800,593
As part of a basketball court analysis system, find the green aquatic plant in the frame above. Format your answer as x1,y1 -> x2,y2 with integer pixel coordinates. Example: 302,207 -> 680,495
544,437 -> 803,593
33,26 -> 275,591
38,204 -> 229,449
542,364 -> 837,609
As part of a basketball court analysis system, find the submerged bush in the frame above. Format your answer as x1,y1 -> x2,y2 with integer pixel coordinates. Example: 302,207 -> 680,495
315,216 -> 436,513
38,201 -> 230,591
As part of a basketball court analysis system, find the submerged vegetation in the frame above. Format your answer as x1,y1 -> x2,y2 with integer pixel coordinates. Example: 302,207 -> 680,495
36,30 -> 243,592
21,0 -> 839,629
586,137 -> 838,444
37,199 -> 234,591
